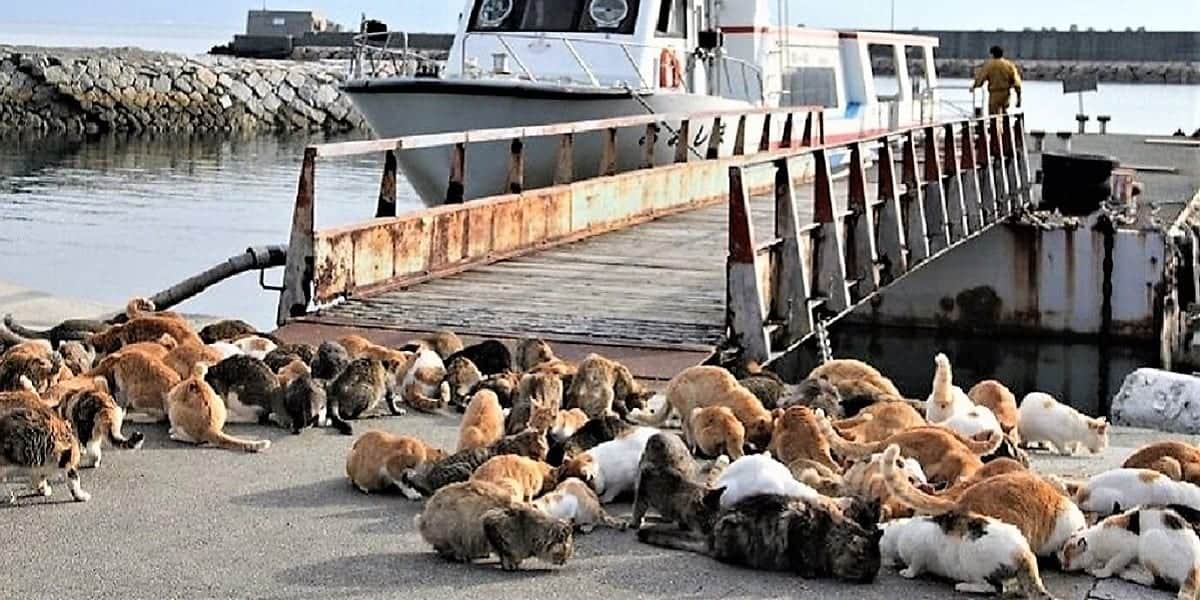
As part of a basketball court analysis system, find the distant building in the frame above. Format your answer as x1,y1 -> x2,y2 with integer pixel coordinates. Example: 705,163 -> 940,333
245,10 -> 341,37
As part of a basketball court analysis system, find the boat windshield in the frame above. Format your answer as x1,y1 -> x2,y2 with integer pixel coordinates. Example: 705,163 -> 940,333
468,0 -> 641,34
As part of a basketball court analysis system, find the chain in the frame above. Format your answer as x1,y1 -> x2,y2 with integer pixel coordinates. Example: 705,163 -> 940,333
815,319 -> 833,364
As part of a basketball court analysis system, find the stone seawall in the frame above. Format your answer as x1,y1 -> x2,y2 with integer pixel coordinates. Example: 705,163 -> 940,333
875,57 -> 1200,84
0,47 -> 374,134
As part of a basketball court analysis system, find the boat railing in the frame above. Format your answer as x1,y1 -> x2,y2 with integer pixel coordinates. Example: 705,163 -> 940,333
460,31 -> 677,91
350,31 -> 443,79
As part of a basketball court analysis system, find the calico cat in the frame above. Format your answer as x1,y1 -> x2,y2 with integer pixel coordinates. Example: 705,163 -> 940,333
533,477 -> 628,532
881,512 -> 1054,599
548,415 -> 634,465
279,373 -> 327,434
311,341 -> 352,381
400,349 -> 449,413
230,336 -> 276,361
1125,441 -> 1200,485
405,430 -> 550,496
925,353 -> 973,424
631,432 -> 724,531
197,319 -> 258,344
768,406 -> 839,472
1075,468 -> 1200,516
165,364 -> 270,452
832,401 -> 926,443
506,372 -> 563,435
558,426 -> 660,503
1060,506 -> 1200,599
162,341 -> 225,380
458,389 -> 505,451
326,357 -> 404,434
638,493 -> 882,583
566,353 -> 649,419
416,480 -> 574,570
469,454 -> 558,502
57,387 -> 144,468
445,356 -> 483,412
445,340 -> 512,376
807,358 -> 906,415
345,431 -> 445,499
820,421 -> 1001,487
88,351 -> 180,422
1018,392 -> 1109,455
778,375 -> 843,418
968,380 -> 1020,442
204,355 -> 281,425
881,445 -> 1085,557
0,405 -> 90,503
690,405 -> 745,459
631,366 -> 773,452
410,330 -> 464,360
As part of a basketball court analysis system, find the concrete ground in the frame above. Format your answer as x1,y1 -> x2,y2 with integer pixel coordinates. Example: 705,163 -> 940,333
1,409 -> 1192,600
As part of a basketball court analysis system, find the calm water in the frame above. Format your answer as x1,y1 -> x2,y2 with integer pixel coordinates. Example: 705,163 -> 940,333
0,81 -> 1195,330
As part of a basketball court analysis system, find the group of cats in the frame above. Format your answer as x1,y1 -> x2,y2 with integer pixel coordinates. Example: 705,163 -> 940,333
354,347 -> 1200,600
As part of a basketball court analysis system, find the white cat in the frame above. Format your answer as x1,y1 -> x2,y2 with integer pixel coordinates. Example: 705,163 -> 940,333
1060,507 -> 1200,599
714,452 -> 821,508
567,426 -> 659,504
400,349 -> 450,412
1075,468 -> 1200,516
938,405 -> 1003,440
1017,392 -> 1108,455
881,512 -> 1053,598
231,336 -> 277,360
925,353 -> 973,424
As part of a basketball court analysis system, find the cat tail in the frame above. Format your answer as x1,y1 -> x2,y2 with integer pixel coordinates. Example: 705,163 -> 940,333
832,413 -> 874,430
930,353 -> 953,408
105,406 -> 145,450
636,525 -> 710,555
1012,549 -> 1057,600
325,394 -> 354,435
963,429 -> 1004,456
202,429 -> 271,453
1179,564 -> 1200,600
817,414 -> 882,460
880,444 -> 957,515
403,381 -> 446,414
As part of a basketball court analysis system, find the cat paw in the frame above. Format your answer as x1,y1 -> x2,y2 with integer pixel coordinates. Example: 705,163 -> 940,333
71,489 -> 92,503
1089,568 -> 1114,579
35,481 -> 52,497
899,567 -> 921,579
401,488 -> 424,501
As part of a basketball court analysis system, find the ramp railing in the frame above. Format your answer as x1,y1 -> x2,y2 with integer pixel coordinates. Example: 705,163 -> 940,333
725,112 -> 1033,363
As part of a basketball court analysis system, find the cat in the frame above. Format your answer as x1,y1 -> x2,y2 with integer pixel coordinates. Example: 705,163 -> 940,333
86,316 -> 203,355
515,337 -> 558,371
44,372 -> 111,407
0,342 -> 61,393
549,408 -> 589,443
938,404 -> 1004,440
832,401 -> 926,443
738,370 -> 788,411
638,493 -> 882,583
880,444 -> 1086,557
311,341 -> 352,381
768,406 -> 839,472
558,426 -> 660,504
337,335 -> 409,364
275,359 -> 311,389
1125,441 -> 1200,485
445,340 -> 512,376
690,405 -> 746,459
345,431 -> 445,499
807,358 -> 906,415
469,370 -> 522,409
840,451 -> 929,520
631,432 -> 724,531
229,336 -> 277,361
968,380 -> 1020,442
405,430 -> 550,497
1060,507 -> 1200,600
3,314 -> 106,348
57,386 -> 144,468
820,421 -> 1002,487
88,350 -> 181,422
162,341 -> 225,380
124,297 -> 186,323
99,335 -> 179,365
506,372 -> 563,435
532,477 -> 628,532
714,452 -> 822,508
165,363 -> 270,452
566,353 -> 649,419
409,330 -> 464,360
279,373 -> 327,434
458,389 -> 505,451
925,353 -> 973,424
445,356 -> 483,412
778,375 -> 843,418
548,415 -> 635,465
326,357 -> 404,434
204,355 -> 282,425
57,341 -> 95,375
469,454 -> 558,502
1017,392 -> 1109,455
0,405 -> 90,503
416,480 -> 574,570
400,349 -> 449,413
263,343 -> 317,373
1075,468 -> 1200,516
197,319 -> 258,344
631,366 -> 774,452
880,512 -> 1054,599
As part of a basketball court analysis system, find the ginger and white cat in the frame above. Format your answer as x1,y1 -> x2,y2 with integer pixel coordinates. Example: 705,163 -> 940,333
470,454 -> 557,502
820,419 -> 1001,488
925,353 -> 973,424
165,364 -> 270,452
968,380 -> 1020,442
345,431 -> 445,499
1125,441 -> 1200,485
550,408 -> 589,443
1060,507 -> 1200,600
558,426 -> 659,504
631,366 -> 773,452
401,349 -> 450,413
690,405 -> 746,459
1018,392 -> 1109,455
714,452 -> 821,509
532,477 -> 628,532
881,512 -> 1053,599
457,389 -> 505,451
768,406 -> 838,472
832,401 -> 926,443
1075,468 -> 1200,516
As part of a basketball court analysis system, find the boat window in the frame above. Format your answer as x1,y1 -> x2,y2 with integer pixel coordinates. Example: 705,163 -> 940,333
789,67 -> 840,108
655,0 -> 687,37
469,0 -> 640,34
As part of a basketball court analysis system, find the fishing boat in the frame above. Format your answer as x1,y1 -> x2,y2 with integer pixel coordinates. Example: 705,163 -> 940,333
343,0 -> 943,205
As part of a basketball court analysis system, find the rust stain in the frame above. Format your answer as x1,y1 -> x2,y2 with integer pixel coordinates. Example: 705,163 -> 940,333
392,217 -> 431,278
351,225 -> 395,290
313,233 -> 353,303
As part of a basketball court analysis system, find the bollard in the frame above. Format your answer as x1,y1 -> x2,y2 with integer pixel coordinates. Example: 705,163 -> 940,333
1076,114 -> 1090,134
1056,131 -> 1073,152
1030,130 -> 1047,153
1097,115 -> 1112,135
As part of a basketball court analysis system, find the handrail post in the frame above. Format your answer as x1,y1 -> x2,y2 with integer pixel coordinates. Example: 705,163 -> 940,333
706,116 -> 723,160
990,116 -> 1011,216
781,112 -> 795,149
875,138 -> 909,281
975,116 -> 999,223
959,120 -> 985,232
446,142 -> 466,204
642,124 -> 658,169
375,149 -> 397,218
941,122 -> 968,242
901,132 -> 930,263
813,148 -> 851,313
733,115 -> 748,156
600,127 -> 619,176
774,157 -> 814,341
554,133 -> 575,185
675,119 -> 691,164
801,111 -> 814,147
277,147 -> 317,326
726,165 -> 769,363
846,142 -> 880,299
758,113 -> 772,153
922,126 -> 950,253
506,138 -> 525,194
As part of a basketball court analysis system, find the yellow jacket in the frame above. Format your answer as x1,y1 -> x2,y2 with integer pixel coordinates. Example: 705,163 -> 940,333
973,58 -> 1023,93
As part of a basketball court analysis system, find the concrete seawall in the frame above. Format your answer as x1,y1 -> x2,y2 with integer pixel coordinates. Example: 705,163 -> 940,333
875,57 -> 1200,84
0,46 -> 373,134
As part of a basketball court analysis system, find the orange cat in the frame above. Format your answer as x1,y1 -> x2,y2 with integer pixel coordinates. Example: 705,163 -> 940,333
125,297 -> 187,323
689,405 -> 746,459
106,334 -> 178,362
1124,441 -> 1200,485
87,316 -> 202,355
44,374 -> 110,408
968,380 -> 1019,442
768,406 -> 839,472
820,421 -> 1002,487
832,401 -> 926,443
807,358 -> 905,406
275,359 -> 311,388
162,341 -> 225,380
345,431 -> 446,499
458,389 -> 505,451
165,363 -> 270,452
632,366 -> 774,451
338,335 -> 412,365
89,351 -> 181,422
470,454 -> 558,502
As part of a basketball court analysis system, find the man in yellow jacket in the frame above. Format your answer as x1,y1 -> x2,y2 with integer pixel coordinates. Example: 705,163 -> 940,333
972,46 -> 1023,114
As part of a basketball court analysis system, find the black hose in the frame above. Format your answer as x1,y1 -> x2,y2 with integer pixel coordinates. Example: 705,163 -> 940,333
146,245 -> 288,312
